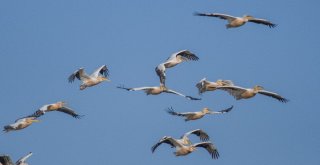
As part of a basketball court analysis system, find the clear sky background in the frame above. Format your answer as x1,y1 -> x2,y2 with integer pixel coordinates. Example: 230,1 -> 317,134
1,0 -> 319,165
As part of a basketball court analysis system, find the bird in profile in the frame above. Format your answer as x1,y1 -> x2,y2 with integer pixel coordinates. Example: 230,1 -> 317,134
16,152 -> 33,165
167,106 -> 233,121
151,136 -> 219,159
31,101 -> 82,119
155,50 -> 199,86
196,78 -> 234,95
217,85 -> 288,102
194,12 -> 276,28
117,84 -> 201,100
68,65 -> 110,90
3,116 -> 40,132
152,129 -> 210,150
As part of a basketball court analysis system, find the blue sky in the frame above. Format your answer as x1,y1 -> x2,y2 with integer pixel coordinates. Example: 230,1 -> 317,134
1,0 -> 319,164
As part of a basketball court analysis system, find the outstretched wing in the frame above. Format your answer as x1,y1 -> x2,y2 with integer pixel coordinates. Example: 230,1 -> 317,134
194,142 -> 220,159
91,65 -> 109,78
68,68 -> 90,83
194,12 -> 236,21
165,89 -> 201,100
248,18 -> 276,28
182,129 -> 210,141
166,107 -> 196,117
151,137 -> 183,153
155,64 -> 166,86
175,50 -> 199,61
258,90 -> 288,103
57,106 -> 83,118
217,86 -> 247,100
195,78 -> 208,94
211,105 -> 234,114
16,152 -> 33,165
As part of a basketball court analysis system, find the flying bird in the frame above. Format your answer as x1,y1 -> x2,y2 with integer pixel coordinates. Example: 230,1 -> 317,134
16,152 -> 32,165
217,85 -> 288,102
31,101 -> 82,119
167,106 -> 233,121
194,12 -> 276,28
152,129 -> 210,151
196,78 -> 234,95
117,84 -> 201,100
151,137 -> 219,159
68,65 -> 110,90
155,50 -> 199,86
3,116 -> 40,132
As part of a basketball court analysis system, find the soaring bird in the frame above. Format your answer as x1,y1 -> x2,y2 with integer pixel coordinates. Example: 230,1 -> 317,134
31,101 -> 82,119
167,106 -> 233,121
152,129 -> 210,151
151,137 -> 219,159
155,50 -> 199,86
217,85 -> 288,102
196,78 -> 234,95
3,116 -> 40,132
16,152 -> 32,165
117,84 -> 201,100
194,12 -> 276,28
68,65 -> 110,90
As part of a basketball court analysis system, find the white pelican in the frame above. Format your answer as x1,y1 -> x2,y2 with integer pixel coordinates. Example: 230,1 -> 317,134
32,101 -> 82,119
167,106 -> 233,121
155,50 -> 199,86
117,84 -> 201,100
152,129 -> 210,150
151,137 -> 219,159
217,85 -> 288,102
68,65 -> 110,90
16,152 -> 32,165
3,116 -> 40,132
194,12 -> 276,28
196,78 -> 234,95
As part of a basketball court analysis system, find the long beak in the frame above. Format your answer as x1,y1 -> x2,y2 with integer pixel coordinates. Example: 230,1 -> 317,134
32,119 -> 40,123
106,79 -> 111,82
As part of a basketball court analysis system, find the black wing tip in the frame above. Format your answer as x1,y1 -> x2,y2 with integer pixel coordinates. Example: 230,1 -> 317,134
269,23 -> 277,28
212,150 -> 220,159
194,12 -> 205,16
186,96 -> 202,100
279,98 -> 289,103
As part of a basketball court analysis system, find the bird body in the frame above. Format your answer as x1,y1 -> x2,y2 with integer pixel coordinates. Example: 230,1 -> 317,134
117,85 -> 201,100
196,78 -> 234,94
167,106 -> 233,121
194,12 -> 276,28
155,50 -> 199,85
217,85 -> 288,102
151,136 -> 219,159
68,65 -> 110,90
33,101 -> 82,118
4,117 -> 39,132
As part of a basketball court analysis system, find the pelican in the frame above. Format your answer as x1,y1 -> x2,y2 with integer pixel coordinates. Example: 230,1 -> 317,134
194,12 -> 276,28
155,50 -> 199,86
3,116 -> 40,132
31,101 -> 82,119
217,85 -> 288,102
152,129 -> 210,150
117,84 -> 201,100
196,78 -> 234,95
16,152 -> 32,165
151,137 -> 219,159
167,106 -> 233,121
68,65 -> 110,90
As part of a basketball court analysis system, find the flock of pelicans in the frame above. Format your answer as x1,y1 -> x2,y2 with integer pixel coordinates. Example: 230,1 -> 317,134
3,10 -> 286,165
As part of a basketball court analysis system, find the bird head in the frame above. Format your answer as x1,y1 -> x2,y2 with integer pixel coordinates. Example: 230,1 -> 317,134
254,85 -> 264,91
202,108 -> 212,114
